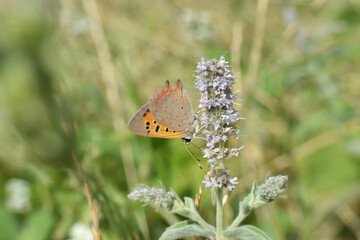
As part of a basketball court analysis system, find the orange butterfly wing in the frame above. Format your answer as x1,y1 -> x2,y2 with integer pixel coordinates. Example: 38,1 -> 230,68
128,103 -> 187,139
149,80 -> 194,134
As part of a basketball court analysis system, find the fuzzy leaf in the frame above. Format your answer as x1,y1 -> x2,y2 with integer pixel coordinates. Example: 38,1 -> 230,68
159,220 -> 214,240
223,225 -> 272,240
170,197 -> 196,218
184,197 -> 197,210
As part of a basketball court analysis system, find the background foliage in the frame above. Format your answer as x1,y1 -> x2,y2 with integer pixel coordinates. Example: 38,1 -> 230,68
0,0 -> 359,239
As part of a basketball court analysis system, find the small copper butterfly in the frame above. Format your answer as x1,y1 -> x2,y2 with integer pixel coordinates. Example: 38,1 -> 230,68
128,80 -> 197,143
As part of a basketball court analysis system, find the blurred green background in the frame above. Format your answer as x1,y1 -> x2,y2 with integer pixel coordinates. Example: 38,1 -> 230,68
0,0 -> 359,239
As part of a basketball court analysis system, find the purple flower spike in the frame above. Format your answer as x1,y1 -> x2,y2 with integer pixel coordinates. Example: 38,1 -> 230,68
194,56 -> 243,191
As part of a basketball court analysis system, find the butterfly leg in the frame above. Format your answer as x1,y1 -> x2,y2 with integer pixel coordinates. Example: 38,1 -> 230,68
183,141 -> 203,169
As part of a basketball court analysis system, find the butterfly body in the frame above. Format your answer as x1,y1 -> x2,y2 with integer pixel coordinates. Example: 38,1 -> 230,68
128,80 -> 196,142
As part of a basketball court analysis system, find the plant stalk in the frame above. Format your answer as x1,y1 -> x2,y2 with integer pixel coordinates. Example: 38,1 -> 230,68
227,201 -> 250,230
193,213 -> 216,234
216,187 -> 223,239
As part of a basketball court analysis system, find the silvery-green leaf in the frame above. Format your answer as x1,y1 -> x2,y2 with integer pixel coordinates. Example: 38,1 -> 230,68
170,198 -> 193,217
170,197 -> 197,218
184,197 -> 197,210
159,220 -> 214,240
223,225 -> 272,240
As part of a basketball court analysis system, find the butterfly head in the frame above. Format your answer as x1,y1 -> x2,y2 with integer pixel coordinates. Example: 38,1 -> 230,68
182,115 -> 199,145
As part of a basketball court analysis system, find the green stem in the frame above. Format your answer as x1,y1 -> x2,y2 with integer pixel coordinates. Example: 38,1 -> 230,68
173,199 -> 215,234
216,187 -> 223,239
227,201 -> 251,230
192,212 -> 216,234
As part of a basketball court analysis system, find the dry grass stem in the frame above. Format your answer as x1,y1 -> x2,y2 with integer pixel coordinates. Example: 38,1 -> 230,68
336,204 -> 360,239
222,192 -> 229,206
195,185 -> 202,212
73,154 -> 102,240
85,183 -> 102,240
231,23 -> 243,75
246,0 -> 268,95
81,0 -> 149,238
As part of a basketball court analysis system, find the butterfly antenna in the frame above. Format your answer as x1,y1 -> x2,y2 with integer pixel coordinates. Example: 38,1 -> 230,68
197,123 -> 211,133
190,141 -> 205,149
194,105 -> 201,114
184,141 -> 202,169
193,136 -> 207,141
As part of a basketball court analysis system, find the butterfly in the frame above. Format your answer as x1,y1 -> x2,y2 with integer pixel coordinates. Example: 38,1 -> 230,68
128,80 -> 197,144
